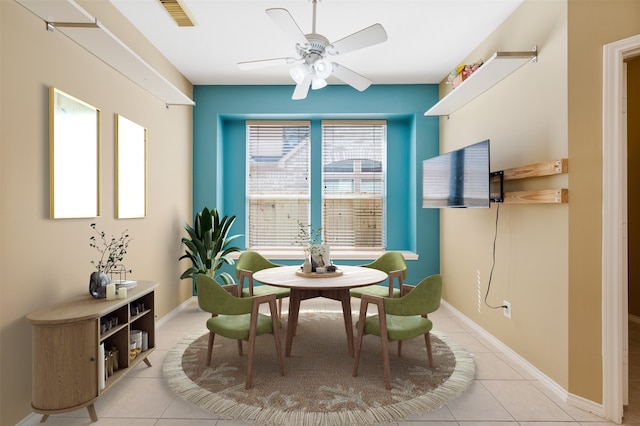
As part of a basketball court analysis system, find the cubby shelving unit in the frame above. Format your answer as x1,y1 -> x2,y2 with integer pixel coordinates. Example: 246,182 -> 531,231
26,281 -> 158,422
424,47 -> 538,117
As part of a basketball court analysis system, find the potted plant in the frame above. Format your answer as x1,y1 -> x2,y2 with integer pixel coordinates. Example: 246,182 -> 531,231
295,221 -> 329,272
88,223 -> 133,298
179,207 -> 242,286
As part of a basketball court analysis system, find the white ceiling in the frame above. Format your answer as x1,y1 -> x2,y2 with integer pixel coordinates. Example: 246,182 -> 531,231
109,0 -> 524,87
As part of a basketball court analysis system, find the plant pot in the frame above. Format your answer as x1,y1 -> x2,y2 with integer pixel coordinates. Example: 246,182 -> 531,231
310,244 -> 330,272
89,271 -> 111,299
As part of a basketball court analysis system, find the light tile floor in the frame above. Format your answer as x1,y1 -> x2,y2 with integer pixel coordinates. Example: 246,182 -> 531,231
22,297 -> 638,425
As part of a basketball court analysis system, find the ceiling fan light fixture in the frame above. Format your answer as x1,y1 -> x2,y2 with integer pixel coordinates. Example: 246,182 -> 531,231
289,64 -> 308,84
313,59 -> 333,79
312,77 -> 327,90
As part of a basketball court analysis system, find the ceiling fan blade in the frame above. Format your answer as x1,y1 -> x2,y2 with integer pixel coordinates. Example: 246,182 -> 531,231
292,74 -> 312,100
329,23 -> 388,56
237,57 -> 300,71
331,63 -> 372,92
266,8 -> 309,47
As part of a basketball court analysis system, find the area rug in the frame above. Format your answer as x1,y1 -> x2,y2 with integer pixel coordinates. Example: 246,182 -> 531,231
163,311 -> 474,426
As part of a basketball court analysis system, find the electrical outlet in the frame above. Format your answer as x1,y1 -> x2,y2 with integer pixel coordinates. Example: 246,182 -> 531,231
503,300 -> 511,318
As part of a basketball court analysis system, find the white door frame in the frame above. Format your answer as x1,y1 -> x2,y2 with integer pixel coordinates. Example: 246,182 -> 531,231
602,33 -> 640,424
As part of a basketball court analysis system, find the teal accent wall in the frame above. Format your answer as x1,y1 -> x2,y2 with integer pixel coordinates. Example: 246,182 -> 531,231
193,84 -> 440,283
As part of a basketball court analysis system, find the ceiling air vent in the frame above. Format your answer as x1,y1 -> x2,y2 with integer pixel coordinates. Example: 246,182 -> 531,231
158,0 -> 195,27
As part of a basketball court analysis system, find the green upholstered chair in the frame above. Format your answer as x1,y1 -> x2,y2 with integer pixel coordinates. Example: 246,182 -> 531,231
235,251 -> 290,317
352,274 -> 442,389
195,274 -> 285,389
350,251 -> 408,299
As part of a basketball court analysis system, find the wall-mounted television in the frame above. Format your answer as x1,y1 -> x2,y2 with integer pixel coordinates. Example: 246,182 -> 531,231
422,139 -> 502,208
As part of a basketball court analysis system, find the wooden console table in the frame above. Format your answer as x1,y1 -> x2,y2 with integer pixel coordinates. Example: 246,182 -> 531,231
26,280 -> 158,422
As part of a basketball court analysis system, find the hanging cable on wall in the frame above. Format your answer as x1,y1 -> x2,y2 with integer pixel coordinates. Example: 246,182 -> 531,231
484,203 -> 507,310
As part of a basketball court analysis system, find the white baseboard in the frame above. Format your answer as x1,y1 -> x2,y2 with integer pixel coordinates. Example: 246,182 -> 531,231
156,295 -> 197,329
567,392 -> 607,419
440,299 -> 605,419
16,412 -> 40,425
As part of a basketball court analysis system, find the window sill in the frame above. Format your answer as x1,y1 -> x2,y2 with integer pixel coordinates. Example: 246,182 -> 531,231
230,249 -> 419,261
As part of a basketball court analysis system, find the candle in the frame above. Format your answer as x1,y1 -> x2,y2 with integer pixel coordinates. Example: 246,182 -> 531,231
117,287 -> 127,299
98,343 -> 105,390
141,331 -> 148,351
106,283 -> 116,300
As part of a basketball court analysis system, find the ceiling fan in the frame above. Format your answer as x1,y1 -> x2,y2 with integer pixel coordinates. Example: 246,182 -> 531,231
237,0 -> 388,100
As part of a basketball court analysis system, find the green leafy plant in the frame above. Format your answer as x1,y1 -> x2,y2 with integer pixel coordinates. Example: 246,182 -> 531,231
89,223 -> 132,275
179,207 -> 242,284
295,221 -> 323,256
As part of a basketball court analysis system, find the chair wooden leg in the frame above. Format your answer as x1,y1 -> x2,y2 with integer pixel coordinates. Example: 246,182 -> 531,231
237,340 -> 243,356
425,332 -> 434,368
377,313 -> 392,390
380,334 -> 392,390
397,341 -> 402,357
207,332 -> 215,366
246,333 -> 256,389
278,298 -> 283,319
246,300 -> 261,389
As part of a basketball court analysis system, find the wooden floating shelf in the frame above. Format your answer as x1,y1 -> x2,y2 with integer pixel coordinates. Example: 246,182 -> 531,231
504,189 -> 568,204
503,159 -> 568,181
497,158 -> 569,204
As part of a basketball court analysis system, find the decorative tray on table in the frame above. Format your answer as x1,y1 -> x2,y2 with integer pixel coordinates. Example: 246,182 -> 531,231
113,280 -> 137,289
295,269 -> 343,278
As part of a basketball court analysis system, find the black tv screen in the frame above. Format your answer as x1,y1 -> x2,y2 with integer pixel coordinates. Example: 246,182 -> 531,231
422,140 -> 491,208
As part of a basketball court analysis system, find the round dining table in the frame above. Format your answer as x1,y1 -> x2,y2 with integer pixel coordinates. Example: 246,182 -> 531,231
252,265 -> 388,357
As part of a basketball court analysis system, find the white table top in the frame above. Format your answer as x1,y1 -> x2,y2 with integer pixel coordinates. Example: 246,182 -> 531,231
253,265 -> 387,291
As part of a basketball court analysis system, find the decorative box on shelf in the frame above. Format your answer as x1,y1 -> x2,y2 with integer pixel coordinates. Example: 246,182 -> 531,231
451,73 -> 466,88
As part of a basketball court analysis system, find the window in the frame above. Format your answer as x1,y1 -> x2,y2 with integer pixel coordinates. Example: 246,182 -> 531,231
246,121 -> 310,247
322,121 -> 386,248
246,120 -> 386,250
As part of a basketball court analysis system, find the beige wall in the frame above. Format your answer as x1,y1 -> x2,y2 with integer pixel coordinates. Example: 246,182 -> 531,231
439,0 -> 640,405
567,0 -> 640,403
0,1 -> 194,424
439,0 -> 570,388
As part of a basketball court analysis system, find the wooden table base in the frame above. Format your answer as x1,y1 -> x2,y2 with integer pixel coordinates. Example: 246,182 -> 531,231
285,288 -> 354,357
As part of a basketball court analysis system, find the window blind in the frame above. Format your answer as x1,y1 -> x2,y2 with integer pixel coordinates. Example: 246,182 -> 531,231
321,120 -> 386,248
246,121 -> 311,248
